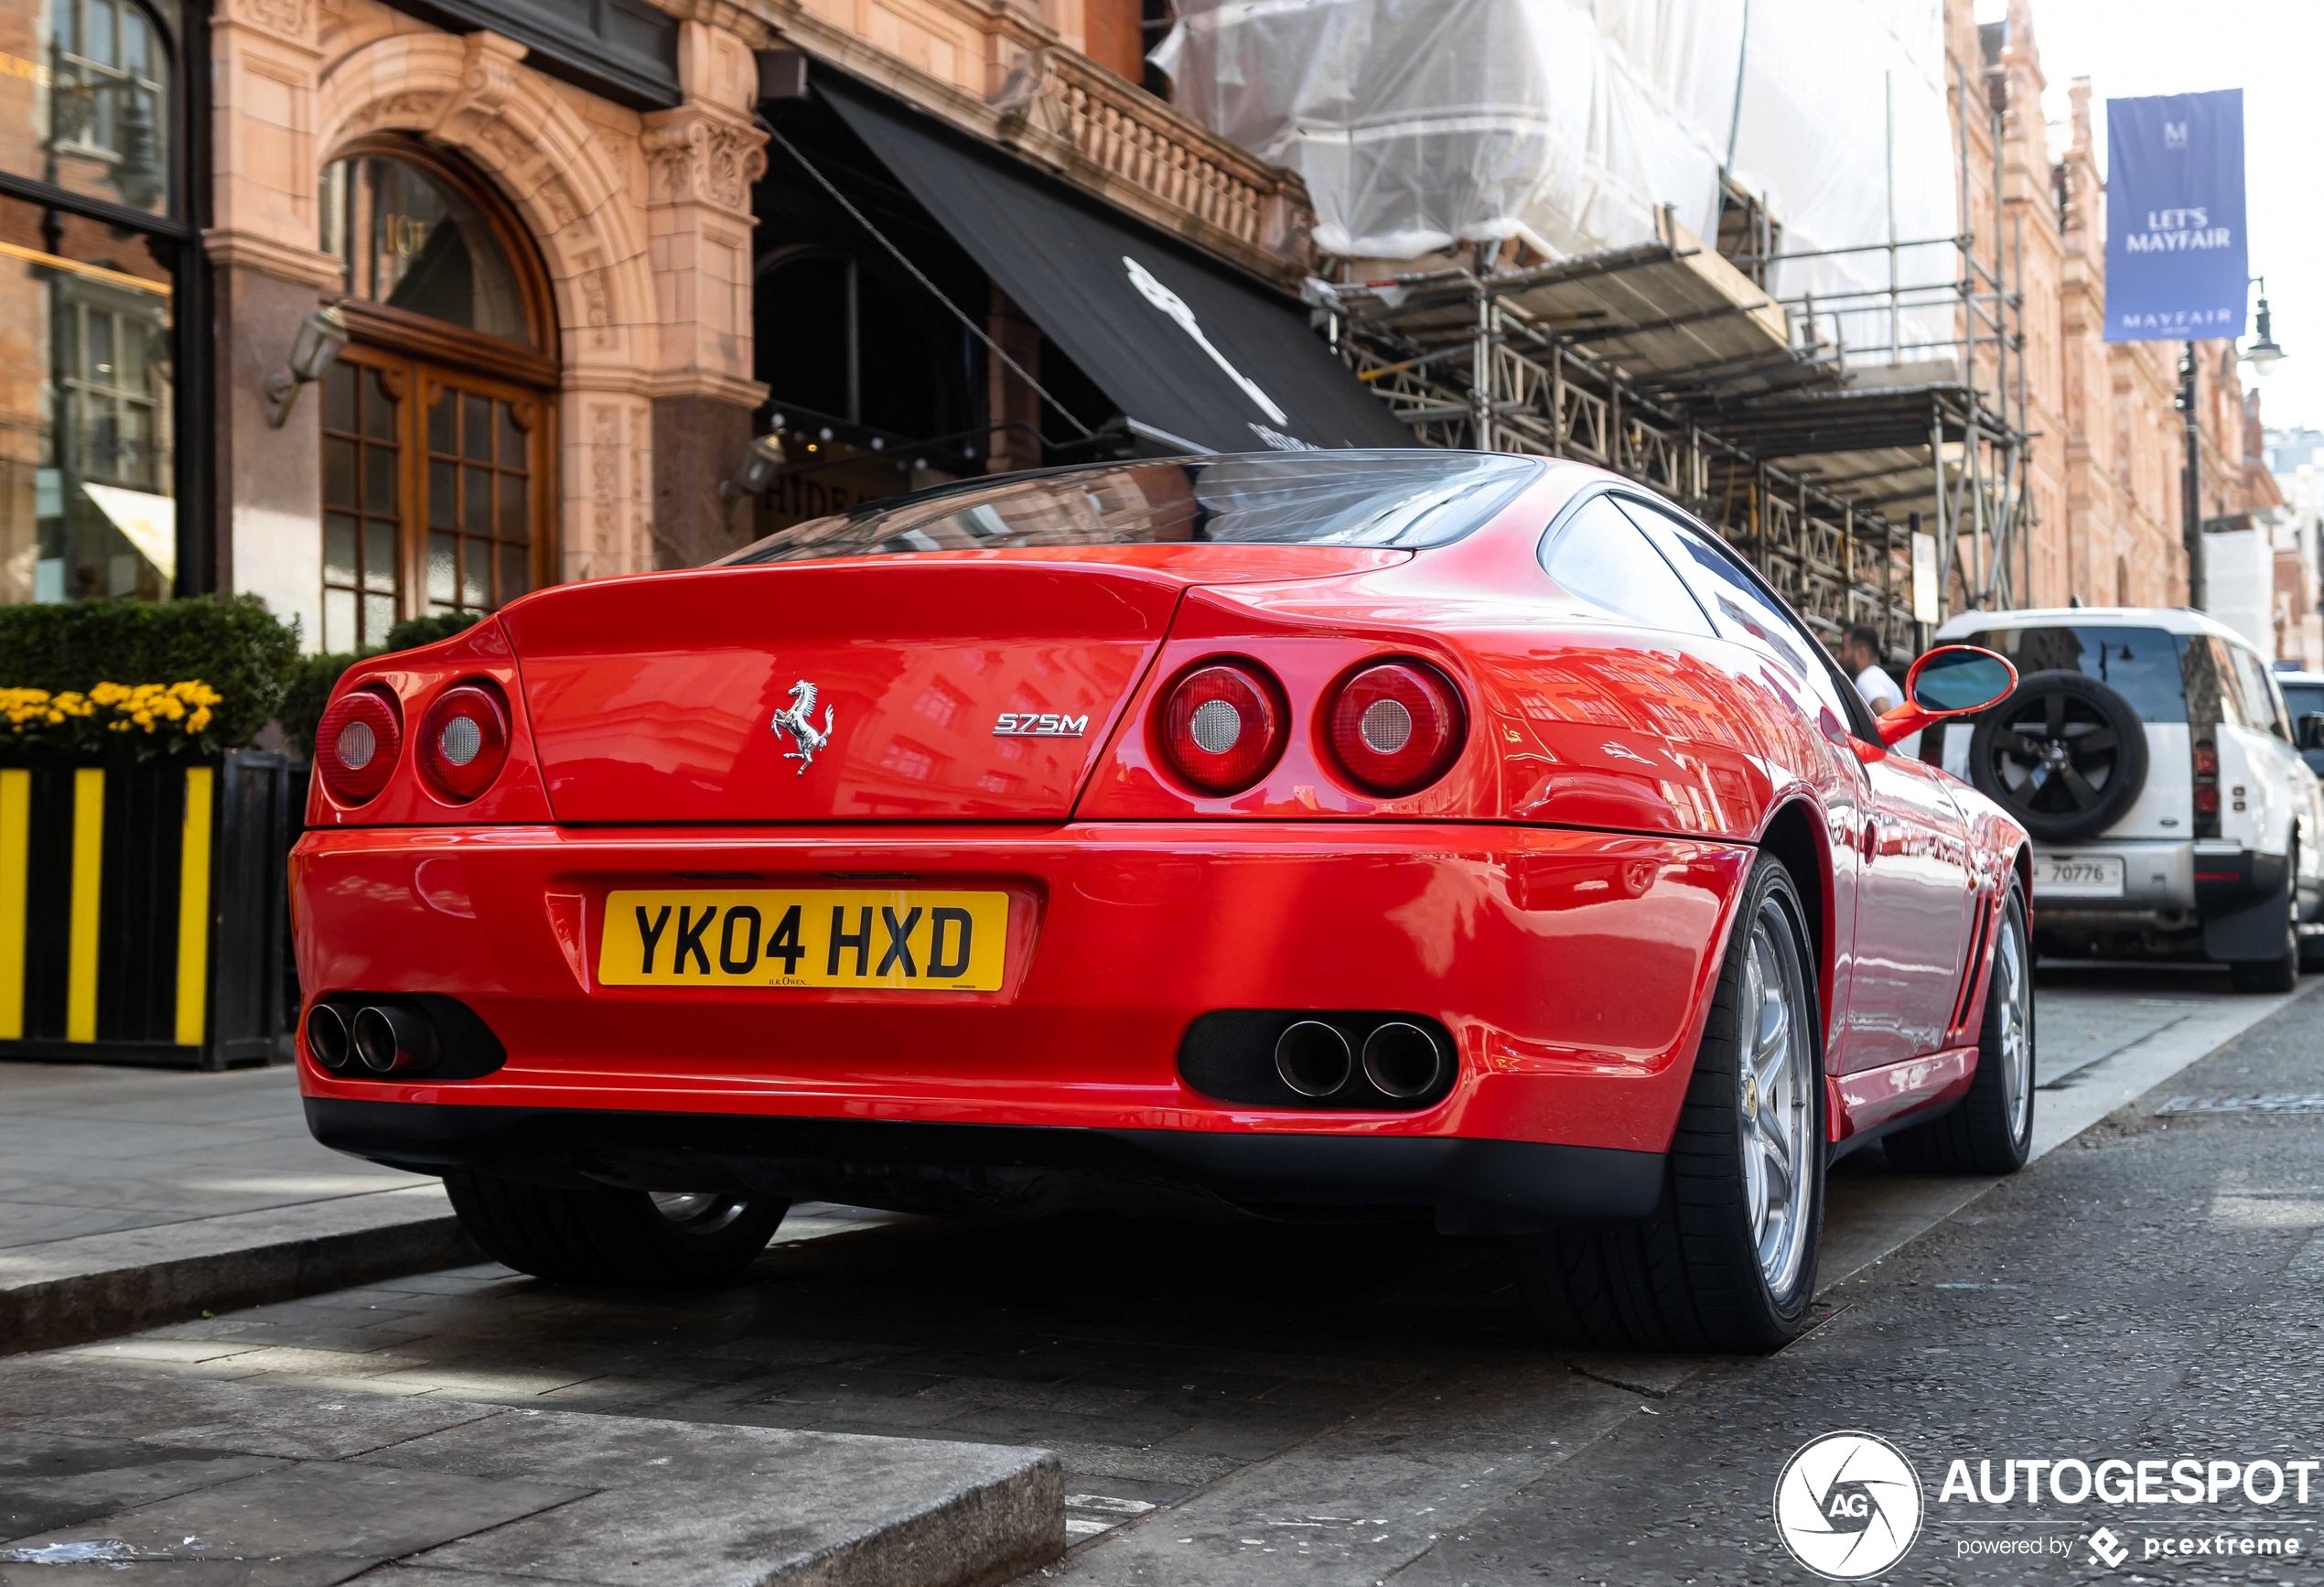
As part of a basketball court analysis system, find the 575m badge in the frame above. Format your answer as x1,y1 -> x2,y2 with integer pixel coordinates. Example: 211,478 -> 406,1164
994,713 -> 1087,737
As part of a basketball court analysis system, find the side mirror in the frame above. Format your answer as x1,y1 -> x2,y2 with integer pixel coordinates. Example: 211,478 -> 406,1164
1872,644 -> 2019,748
2299,713 -> 2324,751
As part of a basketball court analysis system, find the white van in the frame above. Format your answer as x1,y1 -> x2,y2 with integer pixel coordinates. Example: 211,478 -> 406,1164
1926,608 -> 2324,990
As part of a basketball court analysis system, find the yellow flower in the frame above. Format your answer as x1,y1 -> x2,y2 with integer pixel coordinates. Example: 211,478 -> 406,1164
0,677 -> 222,746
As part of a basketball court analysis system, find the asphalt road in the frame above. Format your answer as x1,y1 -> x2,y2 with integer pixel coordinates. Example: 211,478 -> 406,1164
18,963 -> 2322,1586
1393,977 -> 2324,1587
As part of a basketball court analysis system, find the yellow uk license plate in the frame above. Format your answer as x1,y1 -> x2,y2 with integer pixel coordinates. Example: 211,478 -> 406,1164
597,889 -> 1009,991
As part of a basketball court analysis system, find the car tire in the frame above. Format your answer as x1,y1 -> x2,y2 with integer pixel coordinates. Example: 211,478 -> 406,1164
444,1171 -> 788,1285
2299,929 -> 2324,975
1968,670 -> 2148,843
1884,883 -> 2036,1175
1513,855 -> 1824,1353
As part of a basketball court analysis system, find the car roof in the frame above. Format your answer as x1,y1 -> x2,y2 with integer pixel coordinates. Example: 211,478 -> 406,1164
2276,671 -> 2324,686
1931,605 -> 2255,645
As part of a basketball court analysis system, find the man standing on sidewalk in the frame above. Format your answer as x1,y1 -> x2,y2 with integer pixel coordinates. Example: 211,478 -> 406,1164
1841,624 -> 1917,757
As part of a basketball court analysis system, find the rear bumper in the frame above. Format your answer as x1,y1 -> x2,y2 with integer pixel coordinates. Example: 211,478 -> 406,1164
2029,841 -> 2283,923
307,1098 -> 1668,1231
293,821 -> 1753,1165
2030,839 -> 2195,912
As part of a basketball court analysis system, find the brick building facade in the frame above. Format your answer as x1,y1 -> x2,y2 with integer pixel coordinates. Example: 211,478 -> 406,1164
0,0 -> 1320,647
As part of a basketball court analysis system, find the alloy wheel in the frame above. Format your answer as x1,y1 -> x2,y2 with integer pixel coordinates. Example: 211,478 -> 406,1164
1985,691 -> 2124,818
649,1191 -> 751,1236
1993,912 -> 2032,1139
1738,898 -> 1816,1297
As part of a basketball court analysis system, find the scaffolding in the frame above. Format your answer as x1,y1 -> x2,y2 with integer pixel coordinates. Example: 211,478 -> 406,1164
1319,59 -> 2031,653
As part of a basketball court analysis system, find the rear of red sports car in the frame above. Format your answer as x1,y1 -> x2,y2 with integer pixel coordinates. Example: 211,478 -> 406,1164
295,451 -> 1875,1346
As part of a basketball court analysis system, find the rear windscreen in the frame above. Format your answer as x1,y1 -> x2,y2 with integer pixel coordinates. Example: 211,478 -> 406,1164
713,451 -> 1543,566
1964,626 -> 2189,722
2282,683 -> 2324,721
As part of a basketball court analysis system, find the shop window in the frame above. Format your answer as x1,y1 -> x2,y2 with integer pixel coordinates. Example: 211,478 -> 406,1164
0,0 -> 177,219
421,383 -> 533,621
0,0 -> 187,607
319,362 -> 402,651
0,198 -> 176,603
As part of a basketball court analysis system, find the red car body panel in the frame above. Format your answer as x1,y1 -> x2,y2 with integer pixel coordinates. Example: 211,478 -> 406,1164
294,459 -> 2027,1221
295,822 -> 1746,1155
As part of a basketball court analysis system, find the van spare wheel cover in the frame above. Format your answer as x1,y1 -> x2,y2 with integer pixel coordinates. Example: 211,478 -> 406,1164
1967,668 -> 2149,842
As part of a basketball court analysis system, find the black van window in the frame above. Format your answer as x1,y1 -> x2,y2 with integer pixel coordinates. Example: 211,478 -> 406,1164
2281,682 -> 2324,722
1964,626 -> 2189,723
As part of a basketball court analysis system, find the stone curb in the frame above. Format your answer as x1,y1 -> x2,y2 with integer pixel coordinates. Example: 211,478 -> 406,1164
0,1361 -> 1066,1586
0,1183 -> 476,1355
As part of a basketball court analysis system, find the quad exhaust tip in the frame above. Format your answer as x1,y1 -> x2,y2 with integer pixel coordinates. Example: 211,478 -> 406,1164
1362,1020 -> 1445,1099
349,1004 -> 440,1074
1273,1017 -> 1447,1101
1275,1020 -> 1352,1097
305,1003 -> 351,1070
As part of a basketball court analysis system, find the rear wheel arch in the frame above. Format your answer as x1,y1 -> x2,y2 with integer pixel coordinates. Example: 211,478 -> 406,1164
1513,852 -> 1828,1350
1757,797 -> 1832,1020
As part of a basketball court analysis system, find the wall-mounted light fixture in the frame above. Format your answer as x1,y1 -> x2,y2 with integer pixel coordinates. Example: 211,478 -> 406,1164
2244,276 -> 2286,372
719,432 -> 788,502
265,307 -> 351,427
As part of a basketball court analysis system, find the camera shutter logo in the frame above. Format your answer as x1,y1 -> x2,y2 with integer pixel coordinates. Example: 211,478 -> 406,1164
1773,1430 -> 1924,1580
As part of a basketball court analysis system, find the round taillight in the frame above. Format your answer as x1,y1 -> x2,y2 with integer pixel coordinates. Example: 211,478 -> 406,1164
315,686 -> 402,805
418,683 -> 511,803
1160,662 -> 1286,794
1327,661 -> 1464,796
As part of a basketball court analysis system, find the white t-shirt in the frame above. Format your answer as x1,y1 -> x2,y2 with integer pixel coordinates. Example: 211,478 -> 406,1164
1855,664 -> 1919,758
1854,664 -> 1902,713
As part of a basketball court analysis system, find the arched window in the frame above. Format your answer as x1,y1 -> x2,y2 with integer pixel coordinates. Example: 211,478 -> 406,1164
314,141 -> 556,652
321,154 -> 533,345
0,0 -> 185,604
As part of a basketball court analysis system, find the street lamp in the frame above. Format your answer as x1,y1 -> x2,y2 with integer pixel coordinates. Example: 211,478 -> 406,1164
264,307 -> 350,427
2244,276 -> 2286,371
2179,340 -> 2204,610
719,431 -> 788,503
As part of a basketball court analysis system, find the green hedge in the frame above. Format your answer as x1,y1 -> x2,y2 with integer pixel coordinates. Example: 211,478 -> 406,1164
0,599 -> 491,761
0,596 -> 299,757
278,611 -> 484,759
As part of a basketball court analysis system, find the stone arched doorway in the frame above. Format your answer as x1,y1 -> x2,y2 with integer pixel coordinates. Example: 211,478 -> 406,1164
313,137 -> 558,651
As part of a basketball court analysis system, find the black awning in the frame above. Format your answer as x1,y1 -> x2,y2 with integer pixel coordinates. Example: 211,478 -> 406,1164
818,77 -> 1414,455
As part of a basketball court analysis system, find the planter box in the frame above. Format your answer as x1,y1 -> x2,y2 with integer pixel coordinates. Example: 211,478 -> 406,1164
0,751 -> 293,1069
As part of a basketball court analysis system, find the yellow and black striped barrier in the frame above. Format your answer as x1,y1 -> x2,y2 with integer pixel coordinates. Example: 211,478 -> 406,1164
0,752 -> 293,1068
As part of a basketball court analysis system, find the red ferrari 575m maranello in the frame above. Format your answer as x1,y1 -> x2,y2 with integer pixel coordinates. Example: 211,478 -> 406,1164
295,450 -> 2032,1351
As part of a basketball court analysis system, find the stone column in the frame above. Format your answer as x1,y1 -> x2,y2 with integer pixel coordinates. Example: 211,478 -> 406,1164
639,22 -> 768,570
987,286 -> 1043,474
206,0 -> 341,649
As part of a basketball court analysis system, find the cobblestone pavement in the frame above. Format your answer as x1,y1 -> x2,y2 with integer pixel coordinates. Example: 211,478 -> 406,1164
14,966 -> 2322,1585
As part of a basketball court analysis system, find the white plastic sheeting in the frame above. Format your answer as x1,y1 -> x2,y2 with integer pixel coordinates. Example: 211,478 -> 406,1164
1152,0 -> 1963,366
